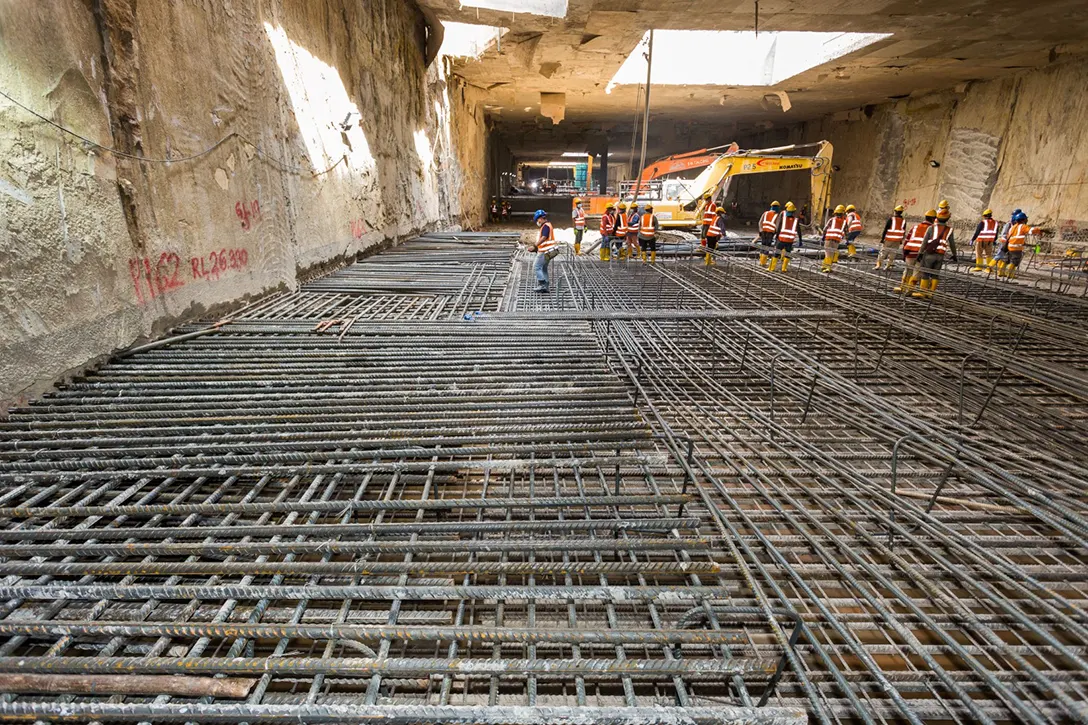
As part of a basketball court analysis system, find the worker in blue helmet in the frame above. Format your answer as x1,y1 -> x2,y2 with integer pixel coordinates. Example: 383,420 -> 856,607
990,208 -> 1022,273
530,210 -> 559,293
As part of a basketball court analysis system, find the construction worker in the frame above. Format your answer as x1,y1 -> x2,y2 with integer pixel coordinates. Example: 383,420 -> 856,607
625,204 -> 641,261
638,204 -> 659,263
913,208 -> 957,298
489,198 -> 499,223
614,202 -> 629,259
894,208 -> 936,294
990,208 -> 1021,274
770,201 -> 801,272
587,203 -> 615,261
699,192 -> 716,239
500,200 -> 510,221
999,211 -> 1040,280
758,201 -> 781,267
531,210 -> 558,293
704,207 -> 726,265
970,209 -> 1000,272
877,205 -> 906,270
845,204 -> 864,257
572,197 -> 586,254
820,205 -> 848,273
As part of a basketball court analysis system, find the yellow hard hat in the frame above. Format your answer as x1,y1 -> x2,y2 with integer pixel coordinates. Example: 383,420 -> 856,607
784,201 -> 797,212
702,191 -> 711,198
833,204 -> 846,214
771,200 -> 781,207
937,209 -> 951,220
925,208 -> 938,218
894,204 -> 905,212
938,199 -> 950,209
617,202 -> 627,209
573,197 -> 582,204
645,204 -> 654,211
982,208 -> 993,217
845,204 -> 856,212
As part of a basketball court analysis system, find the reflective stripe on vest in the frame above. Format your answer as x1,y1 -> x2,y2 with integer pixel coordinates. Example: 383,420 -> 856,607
640,214 -> 656,236
885,216 -> 906,243
616,213 -> 628,235
928,224 -> 951,255
1006,223 -> 1031,252
599,213 -> 613,236
627,213 -> 640,234
759,211 -> 778,233
824,217 -> 847,242
537,223 -> 557,251
778,216 -> 800,243
904,222 -> 931,254
702,202 -> 717,226
573,207 -> 586,228
977,218 -> 999,243
706,218 -> 723,238
847,211 -> 863,233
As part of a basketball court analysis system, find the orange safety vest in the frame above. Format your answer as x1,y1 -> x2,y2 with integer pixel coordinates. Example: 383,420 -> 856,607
977,218 -> 999,243
537,222 -> 557,252
1006,222 -> 1032,252
759,210 -> 778,233
706,216 -> 724,238
626,212 -> 640,235
847,211 -> 863,233
924,224 -> 952,255
904,222 -> 931,255
573,207 -> 586,229
600,212 -> 614,236
639,214 -> 656,237
615,212 -> 628,235
702,201 -> 717,226
824,216 -> 847,242
885,216 -> 906,243
778,216 -> 800,243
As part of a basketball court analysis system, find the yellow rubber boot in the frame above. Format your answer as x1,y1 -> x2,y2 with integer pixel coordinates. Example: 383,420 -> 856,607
759,253 -> 768,267
1006,265 -> 1017,280
601,247 -> 610,261
971,253 -> 984,273
929,279 -> 939,296
912,279 -> 930,298
618,248 -> 627,260
650,251 -> 656,264
893,272 -> 908,293
833,251 -> 841,263
574,243 -> 581,255
781,257 -> 791,272
847,243 -> 857,257
639,250 -> 646,262
768,257 -> 779,272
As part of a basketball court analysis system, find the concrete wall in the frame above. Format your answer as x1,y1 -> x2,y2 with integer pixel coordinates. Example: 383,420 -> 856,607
731,55 -> 1088,247
0,0 -> 487,408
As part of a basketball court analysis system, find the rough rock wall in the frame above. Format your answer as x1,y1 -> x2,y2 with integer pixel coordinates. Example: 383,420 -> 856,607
732,55 -> 1088,245
0,0 -> 487,408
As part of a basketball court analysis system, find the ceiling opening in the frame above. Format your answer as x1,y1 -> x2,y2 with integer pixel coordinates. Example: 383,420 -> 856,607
608,30 -> 891,92
459,0 -> 568,19
439,22 -> 508,59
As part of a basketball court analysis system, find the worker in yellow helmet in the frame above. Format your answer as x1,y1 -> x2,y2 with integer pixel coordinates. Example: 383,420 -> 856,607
571,197 -> 586,254
820,205 -> 848,273
638,204 -> 659,263
614,202 -> 629,260
877,205 -> 906,270
756,201 -> 781,267
998,211 -> 1041,280
894,209 -> 937,293
970,209 -> 999,272
704,207 -> 727,265
699,192 -> 717,241
912,208 -> 957,298
845,204 -> 863,257
769,202 -> 801,272
584,203 -> 614,260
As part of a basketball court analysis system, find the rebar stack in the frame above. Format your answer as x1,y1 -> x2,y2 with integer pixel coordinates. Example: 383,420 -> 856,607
0,235 -> 1084,723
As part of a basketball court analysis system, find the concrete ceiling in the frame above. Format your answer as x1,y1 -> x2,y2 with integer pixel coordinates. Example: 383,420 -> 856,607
421,0 -> 1088,159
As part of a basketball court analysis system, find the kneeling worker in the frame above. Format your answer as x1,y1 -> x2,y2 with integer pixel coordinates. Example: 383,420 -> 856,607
913,208 -> 957,298
638,204 -> 659,263
705,206 -> 727,265
758,201 -> 781,267
770,202 -> 801,272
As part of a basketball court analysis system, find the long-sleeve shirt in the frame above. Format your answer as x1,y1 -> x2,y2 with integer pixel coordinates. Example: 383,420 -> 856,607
774,214 -> 803,244
920,223 -> 956,257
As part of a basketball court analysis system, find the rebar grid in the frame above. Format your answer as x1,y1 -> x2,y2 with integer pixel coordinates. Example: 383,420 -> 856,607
0,235 -> 1083,723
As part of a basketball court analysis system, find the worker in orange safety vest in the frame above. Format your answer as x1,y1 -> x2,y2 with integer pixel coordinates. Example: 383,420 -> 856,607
998,211 -> 1041,280
638,205 -> 660,263
894,209 -> 936,294
699,192 -> 717,240
769,202 -> 801,273
758,201 -> 781,267
876,205 -> 906,270
845,204 -> 864,257
970,209 -> 1000,272
820,205 -> 848,273
912,208 -> 957,298
704,207 -> 727,266
572,197 -> 587,255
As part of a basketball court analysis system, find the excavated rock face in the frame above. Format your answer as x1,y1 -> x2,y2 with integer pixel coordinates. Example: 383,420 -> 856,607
0,0 -> 488,408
